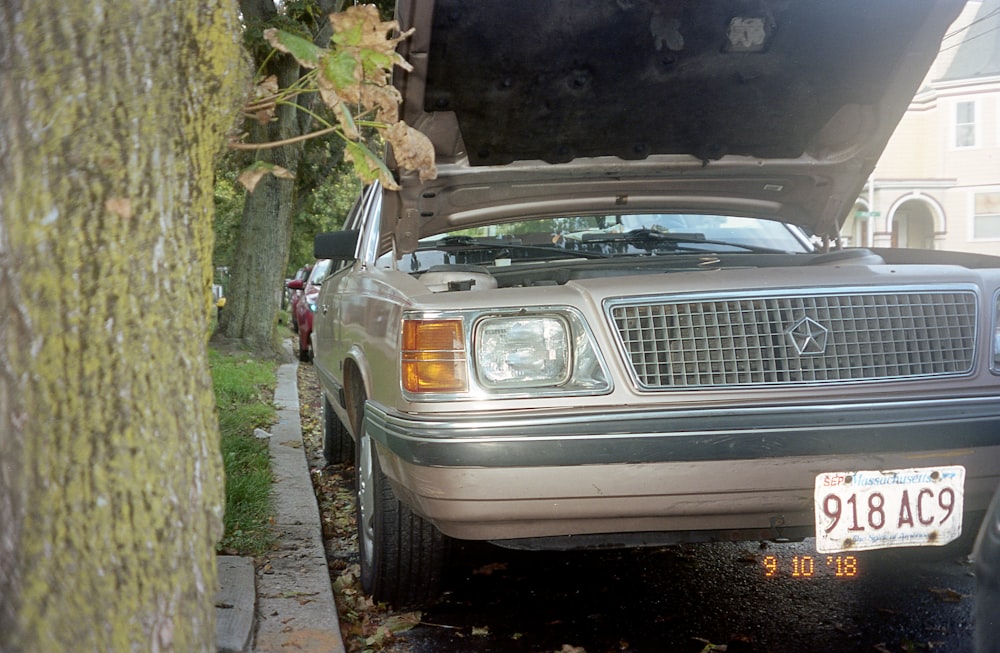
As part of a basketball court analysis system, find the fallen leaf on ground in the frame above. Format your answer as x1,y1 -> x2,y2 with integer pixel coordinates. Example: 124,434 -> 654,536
383,612 -> 421,634
472,561 -> 508,576
693,637 -> 727,652
929,587 -> 965,602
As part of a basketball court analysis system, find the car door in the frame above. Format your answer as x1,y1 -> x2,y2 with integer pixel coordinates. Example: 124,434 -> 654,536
313,186 -> 380,387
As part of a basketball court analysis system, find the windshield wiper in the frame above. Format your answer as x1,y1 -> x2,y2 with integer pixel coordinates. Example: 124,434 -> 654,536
582,229 -> 787,254
429,236 -> 609,259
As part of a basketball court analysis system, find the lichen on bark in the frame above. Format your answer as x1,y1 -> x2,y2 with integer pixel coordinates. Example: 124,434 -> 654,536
0,1 -> 248,651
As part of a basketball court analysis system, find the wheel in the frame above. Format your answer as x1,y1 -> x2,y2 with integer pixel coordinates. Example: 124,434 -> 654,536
356,414 -> 450,607
298,330 -> 312,362
322,394 -> 354,465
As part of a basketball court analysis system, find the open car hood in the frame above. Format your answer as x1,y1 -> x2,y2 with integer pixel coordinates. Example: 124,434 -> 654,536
384,0 -> 964,250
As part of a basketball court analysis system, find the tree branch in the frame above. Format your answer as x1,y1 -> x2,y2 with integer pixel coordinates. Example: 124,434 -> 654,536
229,126 -> 340,151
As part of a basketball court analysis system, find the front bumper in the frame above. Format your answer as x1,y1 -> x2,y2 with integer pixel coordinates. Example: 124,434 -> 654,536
365,397 -> 1000,543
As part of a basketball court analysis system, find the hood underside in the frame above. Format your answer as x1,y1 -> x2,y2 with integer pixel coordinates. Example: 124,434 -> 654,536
385,0 -> 964,249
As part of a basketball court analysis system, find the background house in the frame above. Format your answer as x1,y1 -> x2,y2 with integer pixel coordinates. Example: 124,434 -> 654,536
841,0 -> 1000,253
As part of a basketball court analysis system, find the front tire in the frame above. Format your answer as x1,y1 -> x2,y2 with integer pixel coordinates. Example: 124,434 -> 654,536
322,394 -> 354,465
356,417 -> 450,607
297,329 -> 312,362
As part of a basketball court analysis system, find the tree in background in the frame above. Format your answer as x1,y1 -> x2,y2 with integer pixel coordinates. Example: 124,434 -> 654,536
0,0 -> 246,650
212,148 -> 362,287
213,0 -> 329,355
287,155 -> 363,270
215,0 -> 393,355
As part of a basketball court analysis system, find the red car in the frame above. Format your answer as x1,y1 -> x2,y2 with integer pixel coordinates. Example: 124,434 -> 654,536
285,259 -> 330,362
284,264 -> 312,312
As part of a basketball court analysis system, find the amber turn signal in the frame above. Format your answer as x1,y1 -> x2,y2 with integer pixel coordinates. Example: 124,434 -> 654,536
401,319 -> 468,393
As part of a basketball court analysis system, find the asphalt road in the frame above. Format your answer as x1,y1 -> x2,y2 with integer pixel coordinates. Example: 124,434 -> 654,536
386,538 -> 977,653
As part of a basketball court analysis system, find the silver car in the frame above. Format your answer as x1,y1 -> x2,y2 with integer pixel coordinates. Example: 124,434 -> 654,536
312,0 -> 1000,607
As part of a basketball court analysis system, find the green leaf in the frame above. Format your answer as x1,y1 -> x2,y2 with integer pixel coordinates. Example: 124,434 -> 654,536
359,49 -> 393,78
344,141 -> 380,184
344,140 -> 397,190
332,21 -> 363,47
264,28 -> 322,68
322,50 -> 358,90
333,102 -> 359,140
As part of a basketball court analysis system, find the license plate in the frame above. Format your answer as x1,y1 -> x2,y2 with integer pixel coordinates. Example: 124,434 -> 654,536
814,465 -> 965,553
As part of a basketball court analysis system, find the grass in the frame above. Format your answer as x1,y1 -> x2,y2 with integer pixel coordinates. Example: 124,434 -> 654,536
210,347 -> 277,556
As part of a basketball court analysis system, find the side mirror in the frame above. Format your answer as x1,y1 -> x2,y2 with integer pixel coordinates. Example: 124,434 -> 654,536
315,230 -> 360,260
285,279 -> 305,290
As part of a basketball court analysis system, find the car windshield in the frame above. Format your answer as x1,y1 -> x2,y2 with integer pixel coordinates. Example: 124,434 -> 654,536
378,213 -> 811,272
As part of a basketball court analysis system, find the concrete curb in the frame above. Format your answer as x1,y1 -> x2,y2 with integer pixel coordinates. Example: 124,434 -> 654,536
214,357 -> 345,653
254,360 -> 345,653
216,556 -> 255,653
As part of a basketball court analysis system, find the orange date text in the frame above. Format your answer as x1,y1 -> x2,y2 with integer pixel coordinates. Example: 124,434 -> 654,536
762,554 -> 859,578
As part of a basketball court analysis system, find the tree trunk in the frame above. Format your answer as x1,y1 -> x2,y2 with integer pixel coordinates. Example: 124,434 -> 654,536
0,1 -> 246,651
215,58 -> 301,354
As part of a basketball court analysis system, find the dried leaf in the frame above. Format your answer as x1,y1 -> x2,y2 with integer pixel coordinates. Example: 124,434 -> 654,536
256,74 -> 278,98
365,625 -> 392,647
929,587 -> 965,602
326,5 -> 413,122
472,562 -> 509,576
385,121 -> 437,182
237,162 -> 295,193
254,107 -> 274,125
363,84 -> 402,123
249,75 -> 279,124
330,5 -> 414,70
384,611 -> 422,634
253,75 -> 278,104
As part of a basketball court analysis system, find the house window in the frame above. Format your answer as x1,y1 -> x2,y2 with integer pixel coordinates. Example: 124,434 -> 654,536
974,193 -> 1000,239
955,101 -> 976,148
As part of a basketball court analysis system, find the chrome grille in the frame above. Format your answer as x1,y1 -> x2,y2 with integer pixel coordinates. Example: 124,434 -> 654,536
609,289 -> 978,389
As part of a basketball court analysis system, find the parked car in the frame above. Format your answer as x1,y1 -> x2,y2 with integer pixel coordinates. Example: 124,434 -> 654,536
285,264 -> 312,325
286,260 -> 330,362
312,0 -> 1000,608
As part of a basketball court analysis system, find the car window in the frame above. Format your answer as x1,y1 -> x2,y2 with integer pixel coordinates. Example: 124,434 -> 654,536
309,259 -> 333,285
329,191 -> 368,274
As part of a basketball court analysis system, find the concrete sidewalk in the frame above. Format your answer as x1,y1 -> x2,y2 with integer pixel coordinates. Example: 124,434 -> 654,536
216,358 -> 345,653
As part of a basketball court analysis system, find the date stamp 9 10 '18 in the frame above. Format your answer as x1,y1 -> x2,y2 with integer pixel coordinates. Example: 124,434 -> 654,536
762,554 -> 859,578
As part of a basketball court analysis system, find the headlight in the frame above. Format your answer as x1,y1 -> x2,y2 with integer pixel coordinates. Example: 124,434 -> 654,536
401,308 -> 611,400
476,316 -> 570,387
